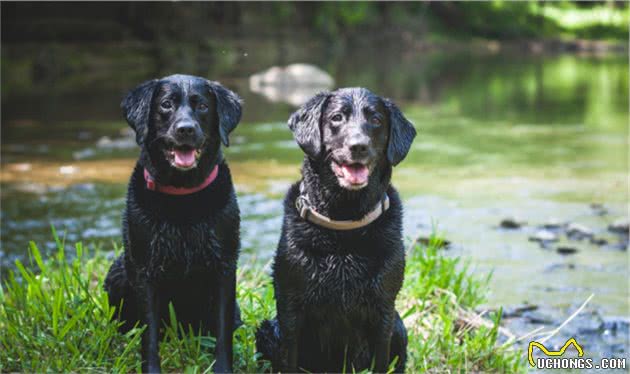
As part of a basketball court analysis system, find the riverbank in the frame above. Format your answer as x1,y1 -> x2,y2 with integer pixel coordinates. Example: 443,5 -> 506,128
0,233 -> 521,372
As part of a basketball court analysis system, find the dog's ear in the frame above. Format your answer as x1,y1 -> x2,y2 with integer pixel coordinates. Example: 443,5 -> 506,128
385,99 -> 417,166
288,92 -> 330,159
121,79 -> 158,146
207,81 -> 242,147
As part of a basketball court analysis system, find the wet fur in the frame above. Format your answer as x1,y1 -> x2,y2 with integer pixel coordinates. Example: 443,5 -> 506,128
256,88 -> 416,373
104,75 -> 242,373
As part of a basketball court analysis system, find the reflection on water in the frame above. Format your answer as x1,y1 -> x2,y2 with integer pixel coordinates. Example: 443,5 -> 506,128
1,38 -> 628,357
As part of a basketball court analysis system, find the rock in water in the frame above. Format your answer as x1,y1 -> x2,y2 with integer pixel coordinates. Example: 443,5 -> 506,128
566,223 -> 593,240
529,229 -> 558,243
613,238 -> 629,251
249,63 -> 334,106
417,236 -> 451,248
600,317 -> 630,333
500,218 -> 525,229
608,218 -> 629,235
589,203 -> 608,216
556,246 -> 578,255
96,135 -> 136,150
502,304 -> 539,318
542,219 -> 564,230
590,237 -> 608,246
250,63 -> 334,87
59,165 -> 78,175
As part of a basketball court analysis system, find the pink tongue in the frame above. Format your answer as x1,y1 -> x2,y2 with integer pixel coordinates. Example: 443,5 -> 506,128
173,149 -> 196,167
341,164 -> 369,184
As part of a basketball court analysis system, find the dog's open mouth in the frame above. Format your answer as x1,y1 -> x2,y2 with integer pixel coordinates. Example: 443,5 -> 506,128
167,146 -> 202,170
332,161 -> 370,189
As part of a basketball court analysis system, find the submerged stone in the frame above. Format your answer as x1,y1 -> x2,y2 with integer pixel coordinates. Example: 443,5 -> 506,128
590,237 -> 608,246
556,246 -> 578,255
542,219 -> 564,230
608,218 -> 629,235
589,203 -> 608,216
417,236 -> 451,249
566,223 -> 593,240
500,217 -> 525,229
529,229 -> 558,243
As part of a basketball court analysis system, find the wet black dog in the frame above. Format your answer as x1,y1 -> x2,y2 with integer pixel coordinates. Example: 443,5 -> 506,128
104,74 -> 242,373
256,88 -> 416,372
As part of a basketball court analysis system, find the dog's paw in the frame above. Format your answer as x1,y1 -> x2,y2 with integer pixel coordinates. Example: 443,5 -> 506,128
212,361 -> 232,374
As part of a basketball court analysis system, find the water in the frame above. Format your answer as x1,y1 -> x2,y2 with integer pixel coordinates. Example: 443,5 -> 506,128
1,39 -> 628,359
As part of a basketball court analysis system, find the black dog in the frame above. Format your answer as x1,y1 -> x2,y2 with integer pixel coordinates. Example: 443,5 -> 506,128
256,88 -> 416,372
104,74 -> 242,373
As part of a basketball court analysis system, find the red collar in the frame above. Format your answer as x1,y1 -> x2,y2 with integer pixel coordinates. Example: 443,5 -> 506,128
144,165 -> 219,195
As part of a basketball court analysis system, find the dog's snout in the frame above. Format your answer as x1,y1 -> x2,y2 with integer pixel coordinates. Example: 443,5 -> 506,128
346,134 -> 370,157
349,141 -> 368,155
175,122 -> 198,137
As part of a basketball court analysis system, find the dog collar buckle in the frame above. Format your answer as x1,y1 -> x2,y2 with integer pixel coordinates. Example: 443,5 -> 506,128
295,195 -> 310,219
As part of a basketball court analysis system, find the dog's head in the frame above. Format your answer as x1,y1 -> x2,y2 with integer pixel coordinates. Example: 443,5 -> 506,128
122,74 -> 241,172
289,87 -> 416,190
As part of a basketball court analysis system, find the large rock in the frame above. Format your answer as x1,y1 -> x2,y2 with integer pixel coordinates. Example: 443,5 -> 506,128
249,63 -> 334,106
250,63 -> 334,87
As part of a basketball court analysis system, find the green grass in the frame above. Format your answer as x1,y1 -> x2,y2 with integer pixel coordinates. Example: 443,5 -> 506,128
0,232 -> 522,372
401,237 -> 521,372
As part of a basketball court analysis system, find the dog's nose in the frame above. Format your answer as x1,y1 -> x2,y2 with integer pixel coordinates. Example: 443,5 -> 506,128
348,138 -> 369,156
175,122 -> 197,137
349,142 -> 368,154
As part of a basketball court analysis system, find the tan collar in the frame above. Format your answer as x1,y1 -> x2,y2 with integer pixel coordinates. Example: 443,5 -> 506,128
295,191 -> 390,231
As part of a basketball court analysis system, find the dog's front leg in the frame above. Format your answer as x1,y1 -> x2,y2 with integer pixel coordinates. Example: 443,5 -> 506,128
277,297 -> 302,372
213,269 -> 235,373
214,204 -> 240,374
139,280 -> 161,373
372,307 -> 395,373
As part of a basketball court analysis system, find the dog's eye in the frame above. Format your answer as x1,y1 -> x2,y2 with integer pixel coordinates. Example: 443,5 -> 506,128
370,117 -> 382,126
198,103 -> 209,111
331,114 -> 343,122
160,100 -> 173,110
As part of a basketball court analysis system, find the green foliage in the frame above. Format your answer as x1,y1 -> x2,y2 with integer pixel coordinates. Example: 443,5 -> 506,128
542,2 -> 630,40
0,235 -> 144,372
401,236 -> 521,372
314,2 -> 378,35
259,1 -> 628,41
422,1 -> 626,41
0,231 -> 522,372
3,1 -> 627,46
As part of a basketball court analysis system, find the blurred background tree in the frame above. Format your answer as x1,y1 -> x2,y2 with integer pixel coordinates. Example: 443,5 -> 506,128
2,1 -> 628,43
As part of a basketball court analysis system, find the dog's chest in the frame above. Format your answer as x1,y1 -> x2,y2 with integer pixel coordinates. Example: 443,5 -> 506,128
151,220 -> 219,253
133,215 -> 224,276
301,252 -> 380,307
